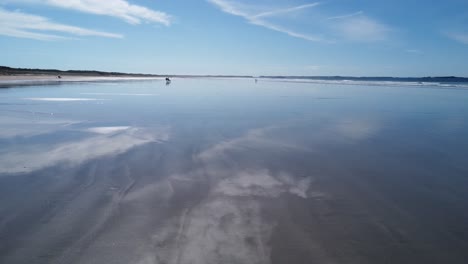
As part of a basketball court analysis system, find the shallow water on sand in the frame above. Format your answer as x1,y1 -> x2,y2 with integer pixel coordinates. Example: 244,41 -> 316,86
1,78 -> 468,264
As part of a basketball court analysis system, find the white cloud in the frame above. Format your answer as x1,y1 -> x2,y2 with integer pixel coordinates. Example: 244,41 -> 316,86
206,0 -> 250,17
305,65 -> 320,71
0,8 -> 123,40
207,0 -> 326,42
249,18 -> 326,42
327,11 -> 363,20
252,3 -> 320,19
447,32 -> 468,45
405,49 -> 422,54
208,0 -> 392,43
26,0 -> 172,25
334,15 -> 390,42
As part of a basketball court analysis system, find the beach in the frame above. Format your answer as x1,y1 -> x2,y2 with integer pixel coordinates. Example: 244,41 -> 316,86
0,75 -> 165,86
1,78 -> 468,264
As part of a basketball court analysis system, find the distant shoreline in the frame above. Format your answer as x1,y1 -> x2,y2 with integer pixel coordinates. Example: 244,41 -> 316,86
261,75 -> 468,83
1,66 -> 468,85
0,75 -> 162,82
0,65 -> 253,87
0,66 -> 253,79
0,75 -> 167,88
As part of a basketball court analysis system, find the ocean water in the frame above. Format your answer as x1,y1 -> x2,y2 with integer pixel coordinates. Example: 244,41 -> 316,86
1,78 -> 468,264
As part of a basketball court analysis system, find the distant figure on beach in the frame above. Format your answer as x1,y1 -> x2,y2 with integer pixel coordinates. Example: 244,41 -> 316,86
255,78 -> 258,83
165,77 -> 171,85
57,75 -> 62,79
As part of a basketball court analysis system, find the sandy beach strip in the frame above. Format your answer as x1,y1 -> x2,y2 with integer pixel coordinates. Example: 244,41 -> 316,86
0,75 -> 164,86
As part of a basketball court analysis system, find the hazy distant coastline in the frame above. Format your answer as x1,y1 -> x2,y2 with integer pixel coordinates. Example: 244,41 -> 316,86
0,66 -> 253,87
2,66 -> 468,84
0,66 -> 252,79
262,75 -> 468,84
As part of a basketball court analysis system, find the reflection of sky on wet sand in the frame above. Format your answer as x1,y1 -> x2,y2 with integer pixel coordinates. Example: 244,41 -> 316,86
1,79 -> 468,264
23,97 -> 104,101
0,114 -> 79,138
0,126 -> 170,174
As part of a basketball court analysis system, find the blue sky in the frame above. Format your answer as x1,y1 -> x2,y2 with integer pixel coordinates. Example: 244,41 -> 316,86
1,0 -> 468,76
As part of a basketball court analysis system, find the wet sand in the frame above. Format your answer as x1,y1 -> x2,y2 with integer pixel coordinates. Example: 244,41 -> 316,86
0,75 -> 163,88
0,78 -> 468,264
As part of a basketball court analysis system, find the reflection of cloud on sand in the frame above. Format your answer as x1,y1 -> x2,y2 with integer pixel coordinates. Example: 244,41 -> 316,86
175,199 -> 271,264
144,169 -> 317,264
85,126 -> 131,134
150,196 -> 273,264
0,126 -> 170,174
215,170 -> 315,199
333,118 -> 379,140
23,97 -> 104,102
136,126 -> 320,264
215,170 -> 282,197
278,172 -> 315,199
198,127 -> 270,160
81,93 -> 159,96
198,126 -> 310,160
435,117 -> 465,133
0,115 -> 80,138
134,121 -> 376,264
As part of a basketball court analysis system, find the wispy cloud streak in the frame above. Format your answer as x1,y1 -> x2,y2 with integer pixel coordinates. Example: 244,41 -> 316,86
405,49 -> 422,54
0,8 -> 123,40
12,0 -> 172,26
334,15 -> 390,42
327,11 -> 363,20
208,0 -> 392,43
252,3 -> 320,19
447,31 -> 468,45
207,0 -> 326,42
249,19 -> 325,42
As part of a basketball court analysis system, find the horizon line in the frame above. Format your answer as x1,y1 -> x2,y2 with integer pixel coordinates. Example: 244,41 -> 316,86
1,65 -> 468,79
